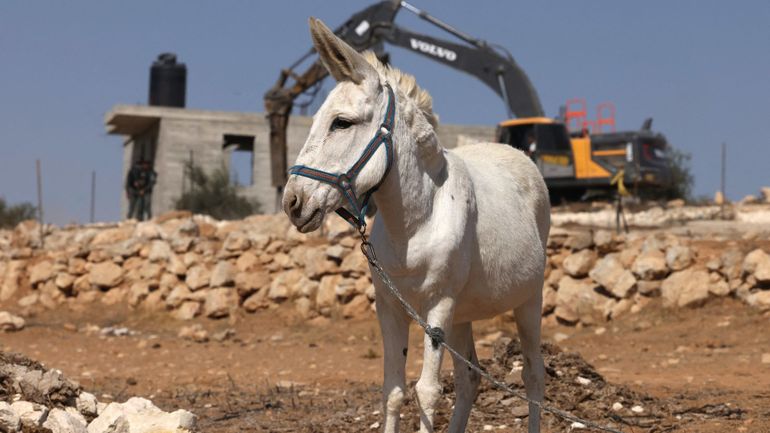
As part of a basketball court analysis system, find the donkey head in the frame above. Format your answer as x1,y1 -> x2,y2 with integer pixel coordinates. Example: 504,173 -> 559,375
283,18 -> 392,233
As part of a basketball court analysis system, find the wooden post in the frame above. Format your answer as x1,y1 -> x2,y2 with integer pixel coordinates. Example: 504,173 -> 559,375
721,142 -> 726,219
90,170 -> 96,223
36,159 -> 44,246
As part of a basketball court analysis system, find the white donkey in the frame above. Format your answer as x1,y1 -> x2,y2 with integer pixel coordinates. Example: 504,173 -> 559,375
283,18 -> 551,433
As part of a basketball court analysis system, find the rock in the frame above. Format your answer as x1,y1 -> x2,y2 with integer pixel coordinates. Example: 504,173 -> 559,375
592,230 -> 615,253
0,401 -> 21,433
342,294 -> 371,319
76,392 -> 99,418
340,252 -> 368,276
743,249 -> 770,284
235,252 -> 259,272
138,263 -> 163,282
209,261 -> 235,287
223,231 -> 251,252
740,194 -> 759,205
155,209 -> 193,223
43,407 -> 87,433
89,262 -> 123,288
178,325 -> 209,345
334,277 -> 357,303
29,260 -> 54,285
234,271 -> 270,297
747,291 -> 770,310
0,311 -> 25,331
589,254 -> 637,299
636,280 -> 662,297
203,288 -> 238,319
243,290 -> 269,312
316,275 -> 340,315
564,231 -> 593,251
1,260 -> 23,301
708,276 -> 731,297
172,301 -> 201,321
87,398 -> 195,433
91,227 -> 133,245
760,186 -> 770,203
303,248 -> 339,279
632,250 -> 668,280
55,273 -> 76,292
185,265 -> 210,291
127,282 -> 150,308
325,244 -> 349,261
661,269 -> 711,308
555,276 -> 605,325
609,298 -> 634,320
267,269 -> 304,302
148,240 -> 172,262
173,218 -> 199,238
667,198 -> 685,208
133,221 -> 164,239
10,401 -> 48,429
563,250 -> 596,278
720,249 -> 744,280
665,245 -> 694,271
294,297 -> 315,320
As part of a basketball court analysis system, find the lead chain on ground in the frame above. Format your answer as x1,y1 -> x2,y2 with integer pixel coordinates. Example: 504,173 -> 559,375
359,234 -> 625,433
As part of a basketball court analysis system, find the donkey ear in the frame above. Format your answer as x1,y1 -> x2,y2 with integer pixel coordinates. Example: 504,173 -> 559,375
309,17 -> 377,84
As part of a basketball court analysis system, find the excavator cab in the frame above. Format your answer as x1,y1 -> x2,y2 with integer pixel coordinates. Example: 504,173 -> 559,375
496,118 -> 575,179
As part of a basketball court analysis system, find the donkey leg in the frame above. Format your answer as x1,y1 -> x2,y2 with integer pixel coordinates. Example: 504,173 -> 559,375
447,322 -> 480,433
376,294 -> 410,433
514,294 -> 545,433
416,297 -> 455,433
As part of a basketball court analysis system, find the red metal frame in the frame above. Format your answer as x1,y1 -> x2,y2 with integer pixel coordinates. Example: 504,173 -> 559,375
565,98 -> 587,132
565,98 -> 617,134
595,102 -> 616,133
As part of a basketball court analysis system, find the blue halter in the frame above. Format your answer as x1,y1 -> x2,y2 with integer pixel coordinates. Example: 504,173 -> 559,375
288,84 -> 396,230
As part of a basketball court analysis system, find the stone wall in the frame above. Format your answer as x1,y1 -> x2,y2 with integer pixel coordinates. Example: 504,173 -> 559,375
2,211 -> 769,328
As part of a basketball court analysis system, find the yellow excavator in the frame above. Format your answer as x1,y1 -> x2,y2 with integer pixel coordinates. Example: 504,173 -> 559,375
264,0 -> 672,202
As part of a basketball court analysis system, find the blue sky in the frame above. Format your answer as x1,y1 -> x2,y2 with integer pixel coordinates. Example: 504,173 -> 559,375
1,1 -> 768,224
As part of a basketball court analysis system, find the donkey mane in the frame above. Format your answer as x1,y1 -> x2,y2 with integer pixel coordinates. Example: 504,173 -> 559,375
362,51 -> 439,128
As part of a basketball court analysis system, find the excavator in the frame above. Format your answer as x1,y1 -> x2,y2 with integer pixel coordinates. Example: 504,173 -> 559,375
264,0 -> 672,204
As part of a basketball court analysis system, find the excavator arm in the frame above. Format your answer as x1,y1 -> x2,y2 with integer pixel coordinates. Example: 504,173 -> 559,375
263,0 -> 544,196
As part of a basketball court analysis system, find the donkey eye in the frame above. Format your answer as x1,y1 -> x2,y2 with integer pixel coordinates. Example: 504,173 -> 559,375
330,117 -> 354,131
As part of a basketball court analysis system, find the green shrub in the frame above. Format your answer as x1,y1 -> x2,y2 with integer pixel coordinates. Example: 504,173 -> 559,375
175,162 -> 260,220
0,197 -> 37,229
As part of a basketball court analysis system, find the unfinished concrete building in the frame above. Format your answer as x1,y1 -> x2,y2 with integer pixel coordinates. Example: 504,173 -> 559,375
105,104 -> 495,216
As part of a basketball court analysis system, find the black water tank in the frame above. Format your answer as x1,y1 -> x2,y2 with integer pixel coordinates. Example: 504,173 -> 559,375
149,53 -> 186,107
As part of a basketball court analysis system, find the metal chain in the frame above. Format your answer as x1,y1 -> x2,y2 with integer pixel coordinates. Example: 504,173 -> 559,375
358,229 -> 625,433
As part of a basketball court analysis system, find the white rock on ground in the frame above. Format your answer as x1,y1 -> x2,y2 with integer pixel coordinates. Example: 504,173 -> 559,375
43,407 -> 88,433
0,401 -> 21,433
0,311 -> 25,331
77,391 -> 99,418
87,397 -> 196,433
10,400 -> 49,429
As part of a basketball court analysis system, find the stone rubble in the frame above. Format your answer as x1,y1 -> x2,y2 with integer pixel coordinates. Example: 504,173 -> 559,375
0,351 -> 197,433
0,209 -> 769,328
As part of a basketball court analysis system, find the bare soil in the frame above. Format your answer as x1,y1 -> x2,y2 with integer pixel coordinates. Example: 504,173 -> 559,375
1,298 -> 769,433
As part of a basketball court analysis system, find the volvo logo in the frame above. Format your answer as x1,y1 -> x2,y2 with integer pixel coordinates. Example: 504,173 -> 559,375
409,38 -> 457,62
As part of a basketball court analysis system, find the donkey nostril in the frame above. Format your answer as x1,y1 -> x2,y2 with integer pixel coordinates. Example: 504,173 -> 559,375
289,193 -> 303,219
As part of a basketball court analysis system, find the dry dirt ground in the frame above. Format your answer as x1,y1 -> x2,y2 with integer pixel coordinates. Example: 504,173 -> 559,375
1,298 -> 769,433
